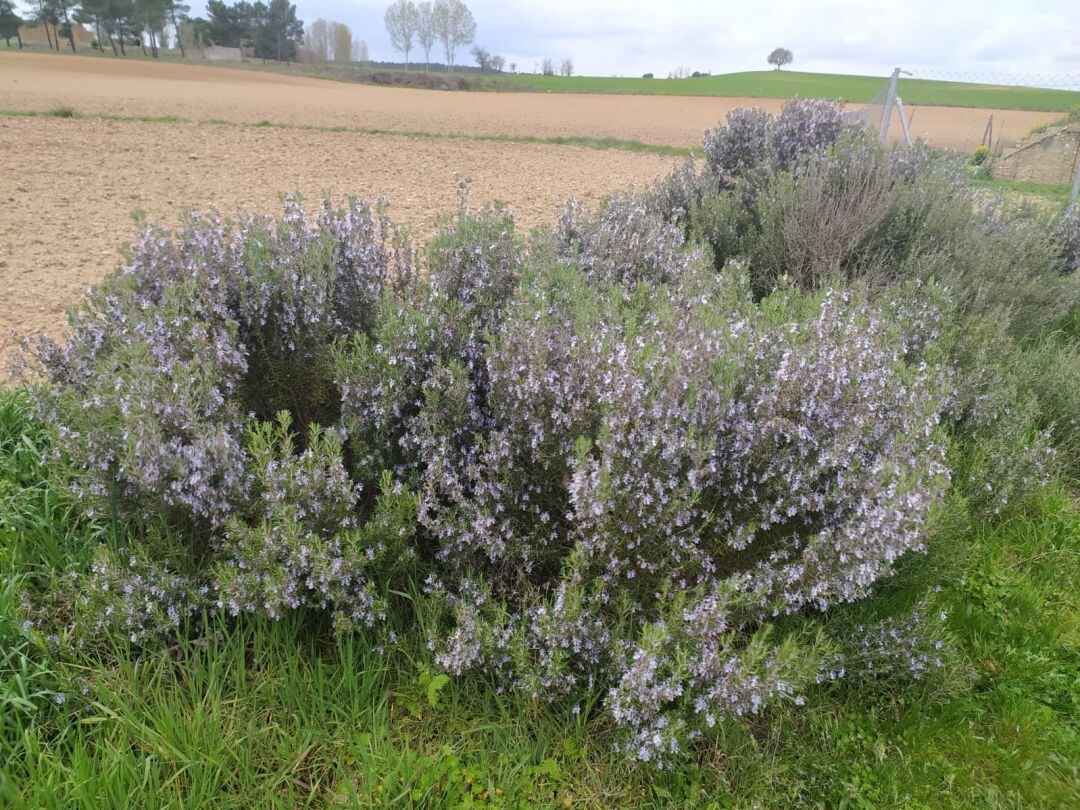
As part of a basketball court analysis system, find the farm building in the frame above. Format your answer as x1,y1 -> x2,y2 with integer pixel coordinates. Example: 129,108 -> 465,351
18,24 -> 94,48
994,122 -> 1080,185
204,46 -> 244,62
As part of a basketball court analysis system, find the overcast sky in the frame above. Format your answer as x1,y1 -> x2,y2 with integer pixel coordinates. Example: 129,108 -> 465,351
190,0 -> 1079,83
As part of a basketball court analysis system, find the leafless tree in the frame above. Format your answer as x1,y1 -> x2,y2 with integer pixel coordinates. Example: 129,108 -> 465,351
385,0 -> 419,68
471,43 -> 490,71
541,57 -> 554,76
560,58 -> 573,77
490,54 -> 504,72
332,21 -> 353,64
432,0 -> 474,72
416,1 -> 435,70
306,18 -> 330,63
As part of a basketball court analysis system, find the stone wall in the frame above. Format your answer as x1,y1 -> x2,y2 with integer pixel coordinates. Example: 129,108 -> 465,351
995,125 -> 1080,186
204,46 -> 243,63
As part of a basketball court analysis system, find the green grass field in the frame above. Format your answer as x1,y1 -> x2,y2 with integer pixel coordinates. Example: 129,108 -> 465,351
495,70 -> 1080,112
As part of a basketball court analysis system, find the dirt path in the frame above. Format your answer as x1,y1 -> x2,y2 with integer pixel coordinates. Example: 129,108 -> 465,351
0,116 -> 672,371
0,52 -> 1056,151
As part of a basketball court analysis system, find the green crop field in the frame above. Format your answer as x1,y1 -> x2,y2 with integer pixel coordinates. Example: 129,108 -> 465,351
494,70 -> 1080,112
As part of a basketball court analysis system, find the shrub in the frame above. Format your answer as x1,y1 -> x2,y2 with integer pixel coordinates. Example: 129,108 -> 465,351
1054,207 -> 1080,274
21,104 -> 1078,766
336,202 -> 523,487
411,253 -> 950,755
749,133 -> 895,295
1021,331 -> 1080,480
555,194 -> 702,285
23,197 -> 411,531
944,315 -> 1054,516
215,413 -> 417,632
703,99 -> 851,182
703,106 -> 773,181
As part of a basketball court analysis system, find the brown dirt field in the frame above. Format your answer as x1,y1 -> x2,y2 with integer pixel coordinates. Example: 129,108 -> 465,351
0,51 -> 1055,150
0,52 -> 1058,372
0,115 -> 672,371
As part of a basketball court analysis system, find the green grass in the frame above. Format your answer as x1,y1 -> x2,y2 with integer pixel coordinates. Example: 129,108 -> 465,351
972,177 -> 1075,208
494,70 -> 1080,112
0,108 -> 689,157
1,387 -> 1077,807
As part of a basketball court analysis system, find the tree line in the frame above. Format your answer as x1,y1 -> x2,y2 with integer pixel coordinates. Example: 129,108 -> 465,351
383,0 -> 473,72
302,18 -> 368,65
2,0 -> 575,76
1,0 -> 304,61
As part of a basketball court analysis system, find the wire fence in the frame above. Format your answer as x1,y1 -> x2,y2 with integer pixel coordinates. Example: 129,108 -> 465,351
903,70 -> 1080,92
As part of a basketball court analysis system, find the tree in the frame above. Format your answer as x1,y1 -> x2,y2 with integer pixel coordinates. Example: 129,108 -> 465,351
305,17 -> 328,62
177,16 -> 202,56
384,0 -> 418,69
489,54 -> 503,73
541,57 -> 554,76
767,47 -> 793,70
204,0 -> 250,47
330,20 -> 350,64
353,37 -> 368,63
78,0 -> 115,54
0,0 -> 24,48
134,0 -> 168,57
52,0 -> 82,52
416,0 -> 434,71
560,58 -> 573,77
252,0 -> 303,62
431,0 -> 473,72
31,0 -> 59,50
164,0 -> 190,57
470,43 -> 489,71
109,0 -> 141,55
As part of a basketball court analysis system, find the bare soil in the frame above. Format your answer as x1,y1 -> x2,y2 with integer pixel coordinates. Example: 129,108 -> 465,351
0,116 -> 671,370
0,52 -> 1055,150
0,52 -> 1058,371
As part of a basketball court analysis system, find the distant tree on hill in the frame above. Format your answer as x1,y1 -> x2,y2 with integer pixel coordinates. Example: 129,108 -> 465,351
768,47 -> 793,70
199,1 -> 302,61
416,0 -> 435,70
560,57 -> 573,77
541,57 -> 554,76
385,0 -> 418,69
353,37 -> 368,63
1,0 -> 24,48
432,0 -> 473,72
164,0 -> 190,57
330,20 -> 351,64
30,0 -> 60,50
305,17 -> 329,61
134,0 -> 169,57
204,0 -> 247,47
60,2 -> 80,49
77,0 -> 113,52
470,43 -> 489,71
111,0 -> 142,55
489,53 -> 504,72
256,0 -> 304,61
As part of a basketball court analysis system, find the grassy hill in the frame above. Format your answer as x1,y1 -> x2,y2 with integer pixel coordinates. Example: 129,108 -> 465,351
494,69 -> 1080,112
